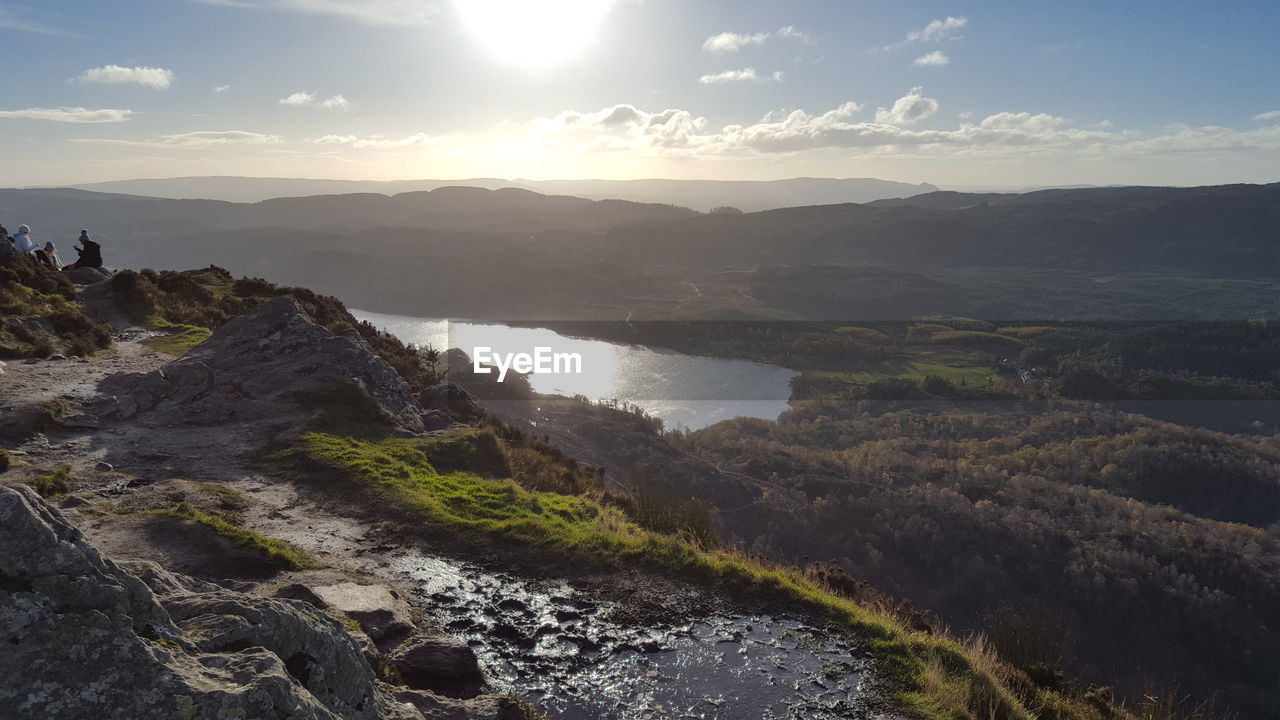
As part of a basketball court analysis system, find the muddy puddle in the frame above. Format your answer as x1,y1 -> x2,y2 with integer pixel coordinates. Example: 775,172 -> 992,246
387,552 -> 883,719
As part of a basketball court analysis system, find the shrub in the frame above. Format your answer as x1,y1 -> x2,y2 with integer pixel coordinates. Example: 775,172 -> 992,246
31,466 -> 72,497
922,375 -> 956,396
622,478 -> 720,548
0,257 -> 111,357
0,449 -> 10,473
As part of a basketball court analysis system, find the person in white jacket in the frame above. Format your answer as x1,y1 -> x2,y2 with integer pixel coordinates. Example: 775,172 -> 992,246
12,225 -> 36,256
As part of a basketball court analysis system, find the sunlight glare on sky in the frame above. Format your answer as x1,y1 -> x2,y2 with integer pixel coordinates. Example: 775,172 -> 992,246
0,0 -> 1277,187
454,0 -> 615,66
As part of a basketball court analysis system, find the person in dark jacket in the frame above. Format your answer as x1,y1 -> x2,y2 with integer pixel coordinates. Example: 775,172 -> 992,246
66,230 -> 103,270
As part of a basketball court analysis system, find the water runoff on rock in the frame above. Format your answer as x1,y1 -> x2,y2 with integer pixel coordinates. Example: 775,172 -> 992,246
388,552 -> 880,720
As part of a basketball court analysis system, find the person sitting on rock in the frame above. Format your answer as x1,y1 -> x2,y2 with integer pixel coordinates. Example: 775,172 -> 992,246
66,229 -> 103,270
12,225 -> 37,260
36,241 -> 62,270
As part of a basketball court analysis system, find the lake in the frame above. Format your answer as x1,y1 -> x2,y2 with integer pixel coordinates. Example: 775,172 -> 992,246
352,310 -> 798,431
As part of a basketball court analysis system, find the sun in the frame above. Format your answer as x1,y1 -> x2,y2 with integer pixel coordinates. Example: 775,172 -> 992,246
454,0 -> 614,66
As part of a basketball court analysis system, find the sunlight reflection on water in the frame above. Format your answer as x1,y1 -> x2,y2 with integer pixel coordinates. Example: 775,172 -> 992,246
352,310 -> 797,430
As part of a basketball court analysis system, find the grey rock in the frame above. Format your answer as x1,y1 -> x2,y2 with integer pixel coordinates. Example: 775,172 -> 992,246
421,409 -> 453,432
66,266 -> 111,285
274,582 -> 330,609
61,413 -> 100,429
0,485 -> 533,720
390,635 -> 487,698
311,581 -> 417,646
393,689 -> 530,720
96,297 -> 424,432
419,383 -> 479,416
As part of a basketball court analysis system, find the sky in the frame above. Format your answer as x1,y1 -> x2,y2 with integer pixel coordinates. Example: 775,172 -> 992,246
1,0 -> 1278,188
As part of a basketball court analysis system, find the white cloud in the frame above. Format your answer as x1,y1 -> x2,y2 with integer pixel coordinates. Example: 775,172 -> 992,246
702,31 -> 769,53
194,0 -> 439,25
280,91 -> 316,106
775,26 -> 814,44
71,130 -> 281,148
703,26 -> 812,52
907,16 -> 967,43
0,107 -> 133,123
536,104 -> 712,152
882,16 -> 968,51
531,95 -> 1280,160
313,132 -> 443,149
0,8 -> 63,34
978,112 -> 1068,132
1255,110 -> 1280,121
318,94 -> 350,110
874,87 -> 940,125
79,65 -> 174,89
280,91 -> 350,109
913,51 -> 950,67
698,68 -> 784,85
213,84 -> 231,93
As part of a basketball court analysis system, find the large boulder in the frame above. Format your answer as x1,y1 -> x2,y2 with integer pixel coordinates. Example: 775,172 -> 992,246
0,484 -> 404,719
390,635 -> 487,698
0,485 -> 528,720
66,266 -> 111,285
419,383 -> 480,417
96,296 -> 424,432
309,581 -> 417,647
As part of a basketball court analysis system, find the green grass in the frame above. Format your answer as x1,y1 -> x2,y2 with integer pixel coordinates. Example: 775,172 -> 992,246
141,316 -> 212,356
30,465 -> 72,497
183,268 -> 237,297
192,481 -> 247,505
268,420 -> 1130,720
139,502 -> 317,571
797,352 -> 997,397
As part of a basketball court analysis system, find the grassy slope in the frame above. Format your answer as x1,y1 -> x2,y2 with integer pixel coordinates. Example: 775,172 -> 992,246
136,502 -> 316,570
266,392 -> 1133,720
140,316 -> 212,356
0,257 -> 111,358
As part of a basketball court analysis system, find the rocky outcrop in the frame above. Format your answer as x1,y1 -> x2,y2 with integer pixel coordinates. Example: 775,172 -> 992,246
390,636 -> 487,698
95,296 -> 424,432
66,266 -> 111,285
0,485 -> 527,720
307,581 -> 417,647
420,382 -> 480,417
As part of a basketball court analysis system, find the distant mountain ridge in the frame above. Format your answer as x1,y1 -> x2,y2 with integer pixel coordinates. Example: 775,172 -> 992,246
2,181 -> 1276,321
64,175 -> 938,211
